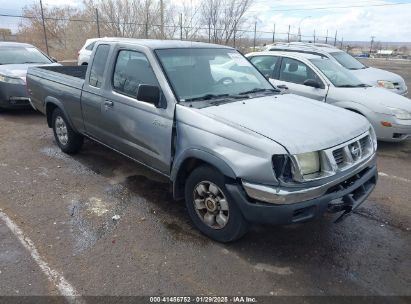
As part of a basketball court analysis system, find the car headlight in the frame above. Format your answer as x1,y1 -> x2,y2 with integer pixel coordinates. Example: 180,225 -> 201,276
377,80 -> 395,89
0,74 -> 25,85
388,107 -> 411,120
294,152 -> 320,175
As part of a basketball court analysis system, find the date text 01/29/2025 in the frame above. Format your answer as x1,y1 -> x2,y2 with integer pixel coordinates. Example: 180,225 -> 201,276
149,296 -> 257,303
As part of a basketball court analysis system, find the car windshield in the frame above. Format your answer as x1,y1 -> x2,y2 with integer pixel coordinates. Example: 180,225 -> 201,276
0,46 -> 52,65
330,51 -> 366,70
310,58 -> 368,88
155,48 -> 276,102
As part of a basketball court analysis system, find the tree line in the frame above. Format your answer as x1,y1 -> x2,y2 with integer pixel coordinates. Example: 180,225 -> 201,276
17,0 -> 252,59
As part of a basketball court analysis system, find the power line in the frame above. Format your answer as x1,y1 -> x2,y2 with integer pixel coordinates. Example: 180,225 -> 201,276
248,2 -> 411,12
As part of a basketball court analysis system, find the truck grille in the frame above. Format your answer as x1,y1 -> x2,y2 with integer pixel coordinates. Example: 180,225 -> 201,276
332,148 -> 345,165
332,135 -> 371,169
359,136 -> 370,151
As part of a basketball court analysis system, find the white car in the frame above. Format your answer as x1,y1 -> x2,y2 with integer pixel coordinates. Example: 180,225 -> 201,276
247,51 -> 411,142
264,42 -> 408,96
77,38 -> 102,65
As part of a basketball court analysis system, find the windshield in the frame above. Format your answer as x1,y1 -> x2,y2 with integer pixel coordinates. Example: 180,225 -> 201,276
330,51 -> 366,70
0,46 -> 52,65
310,58 -> 368,88
155,48 -> 275,102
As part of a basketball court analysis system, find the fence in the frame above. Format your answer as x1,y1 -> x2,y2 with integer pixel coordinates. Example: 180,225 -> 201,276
0,10 -> 343,60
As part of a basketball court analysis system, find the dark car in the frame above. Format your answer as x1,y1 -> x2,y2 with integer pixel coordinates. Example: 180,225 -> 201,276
0,42 -> 59,111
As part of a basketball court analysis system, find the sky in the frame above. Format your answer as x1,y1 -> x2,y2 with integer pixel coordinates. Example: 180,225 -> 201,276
0,0 -> 411,42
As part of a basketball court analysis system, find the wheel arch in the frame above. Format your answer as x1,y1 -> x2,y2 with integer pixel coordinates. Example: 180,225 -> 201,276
171,149 -> 237,201
45,98 -> 76,131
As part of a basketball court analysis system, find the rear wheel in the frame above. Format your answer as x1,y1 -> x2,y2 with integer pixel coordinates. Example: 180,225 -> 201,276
52,108 -> 83,154
185,165 -> 248,242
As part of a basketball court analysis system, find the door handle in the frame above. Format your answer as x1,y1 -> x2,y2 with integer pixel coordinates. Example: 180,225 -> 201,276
104,100 -> 114,108
277,85 -> 289,90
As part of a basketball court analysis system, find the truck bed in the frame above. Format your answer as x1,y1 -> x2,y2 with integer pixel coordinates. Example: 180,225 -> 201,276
26,65 -> 87,117
37,65 -> 87,79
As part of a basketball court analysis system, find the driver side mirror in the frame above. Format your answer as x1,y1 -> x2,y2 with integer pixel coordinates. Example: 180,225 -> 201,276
303,79 -> 321,89
137,84 -> 163,108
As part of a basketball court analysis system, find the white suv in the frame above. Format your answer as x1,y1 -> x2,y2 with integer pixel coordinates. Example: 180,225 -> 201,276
264,42 -> 408,96
77,38 -> 102,65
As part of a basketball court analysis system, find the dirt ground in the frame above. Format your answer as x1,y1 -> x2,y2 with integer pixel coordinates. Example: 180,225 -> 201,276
0,60 -> 410,301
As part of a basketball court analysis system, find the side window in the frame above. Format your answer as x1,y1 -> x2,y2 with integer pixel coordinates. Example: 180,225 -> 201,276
279,57 -> 322,86
89,44 -> 110,88
112,50 -> 159,100
250,56 -> 279,78
85,41 -> 96,51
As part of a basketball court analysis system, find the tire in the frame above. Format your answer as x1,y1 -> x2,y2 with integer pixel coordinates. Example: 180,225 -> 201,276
185,165 -> 249,242
52,108 -> 83,154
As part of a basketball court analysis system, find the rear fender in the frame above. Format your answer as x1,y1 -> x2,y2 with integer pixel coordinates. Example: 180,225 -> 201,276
45,97 -> 77,132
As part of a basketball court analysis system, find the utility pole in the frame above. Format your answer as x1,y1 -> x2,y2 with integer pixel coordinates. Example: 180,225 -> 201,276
160,0 -> 164,38
95,8 -> 100,38
370,36 -> 375,54
287,25 -> 290,43
340,37 -> 343,49
272,23 -> 275,43
253,21 -> 257,51
313,29 -> 316,42
145,9 -> 149,38
208,18 -> 211,43
334,30 -> 337,46
39,0 -> 49,56
233,25 -> 236,48
180,13 -> 183,41
325,29 -> 328,44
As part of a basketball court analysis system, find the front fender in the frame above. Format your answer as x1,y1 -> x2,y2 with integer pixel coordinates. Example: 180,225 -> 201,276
332,100 -> 373,118
171,148 -> 237,182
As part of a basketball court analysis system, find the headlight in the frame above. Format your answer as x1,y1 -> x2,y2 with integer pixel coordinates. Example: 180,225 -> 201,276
369,127 -> 378,150
294,152 -> 320,175
377,80 -> 395,89
388,107 -> 411,120
0,74 -> 25,85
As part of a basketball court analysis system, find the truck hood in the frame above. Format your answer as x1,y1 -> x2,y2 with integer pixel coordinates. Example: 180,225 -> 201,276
0,63 -> 60,80
199,94 -> 370,154
351,66 -> 405,86
330,86 -> 411,114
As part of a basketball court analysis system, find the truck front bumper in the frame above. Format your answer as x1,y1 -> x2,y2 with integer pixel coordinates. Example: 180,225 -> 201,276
226,163 -> 377,226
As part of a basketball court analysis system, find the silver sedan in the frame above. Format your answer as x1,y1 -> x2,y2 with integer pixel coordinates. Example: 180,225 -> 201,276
247,51 -> 411,142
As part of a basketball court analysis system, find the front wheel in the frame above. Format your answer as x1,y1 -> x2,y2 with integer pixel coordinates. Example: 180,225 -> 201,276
185,165 -> 248,242
52,108 -> 83,154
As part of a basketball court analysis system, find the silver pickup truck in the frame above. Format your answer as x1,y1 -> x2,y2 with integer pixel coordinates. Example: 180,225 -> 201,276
27,39 -> 378,242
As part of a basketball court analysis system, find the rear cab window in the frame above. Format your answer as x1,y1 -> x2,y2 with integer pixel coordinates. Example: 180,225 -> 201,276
89,44 -> 110,88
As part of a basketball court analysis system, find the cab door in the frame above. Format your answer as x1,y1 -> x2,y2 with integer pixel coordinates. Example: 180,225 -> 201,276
97,46 -> 175,175
272,57 -> 328,102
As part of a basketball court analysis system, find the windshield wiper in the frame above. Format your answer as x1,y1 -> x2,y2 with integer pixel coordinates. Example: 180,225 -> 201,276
183,94 -> 230,102
238,88 -> 279,95
338,84 -> 369,88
